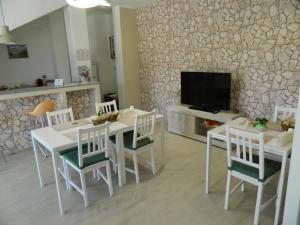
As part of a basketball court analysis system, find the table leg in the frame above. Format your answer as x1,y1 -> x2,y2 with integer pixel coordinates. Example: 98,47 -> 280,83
31,135 -> 44,188
274,152 -> 288,225
116,131 -> 126,187
51,151 -> 64,215
205,132 -> 212,194
160,116 -> 166,166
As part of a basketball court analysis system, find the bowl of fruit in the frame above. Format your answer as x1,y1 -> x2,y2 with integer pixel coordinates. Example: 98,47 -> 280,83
281,117 -> 295,131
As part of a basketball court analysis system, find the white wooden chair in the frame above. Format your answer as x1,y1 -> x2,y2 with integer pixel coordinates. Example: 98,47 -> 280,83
224,126 -> 282,225
110,110 -> 156,184
273,105 -> 297,123
46,108 -> 75,189
46,107 -> 75,127
95,100 -> 118,173
62,122 -> 113,207
95,100 -> 118,114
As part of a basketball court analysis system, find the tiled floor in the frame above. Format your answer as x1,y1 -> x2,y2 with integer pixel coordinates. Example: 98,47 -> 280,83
0,131 -> 280,225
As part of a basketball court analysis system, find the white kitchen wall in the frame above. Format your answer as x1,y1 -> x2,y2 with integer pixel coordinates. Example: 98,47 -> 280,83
1,0 -> 66,29
0,9 -> 71,88
86,7 -> 117,100
48,10 -> 72,84
64,6 -> 92,83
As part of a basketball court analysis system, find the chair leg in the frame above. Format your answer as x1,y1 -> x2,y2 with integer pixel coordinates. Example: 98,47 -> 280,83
241,180 -> 245,192
1,149 -> 6,162
79,171 -> 89,208
62,159 -> 69,190
112,146 -> 117,174
224,170 -> 231,210
109,143 -> 117,174
150,146 -> 156,175
40,117 -> 44,128
254,183 -> 263,225
133,153 -> 140,184
106,163 -> 114,196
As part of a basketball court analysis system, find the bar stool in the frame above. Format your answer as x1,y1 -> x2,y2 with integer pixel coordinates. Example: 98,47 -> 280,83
29,99 -> 55,128
29,99 -> 55,157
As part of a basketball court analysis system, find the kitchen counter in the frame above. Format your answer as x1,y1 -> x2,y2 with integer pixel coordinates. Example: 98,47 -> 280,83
0,82 -> 100,101
0,82 -> 101,151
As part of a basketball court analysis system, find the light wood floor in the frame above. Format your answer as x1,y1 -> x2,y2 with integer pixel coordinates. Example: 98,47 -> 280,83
0,131 -> 279,225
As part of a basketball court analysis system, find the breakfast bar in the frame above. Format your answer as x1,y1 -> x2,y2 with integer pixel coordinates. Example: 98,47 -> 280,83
0,82 -> 101,151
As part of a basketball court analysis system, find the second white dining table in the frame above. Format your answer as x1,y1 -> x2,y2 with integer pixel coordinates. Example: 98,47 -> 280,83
31,108 -> 165,215
205,117 -> 293,225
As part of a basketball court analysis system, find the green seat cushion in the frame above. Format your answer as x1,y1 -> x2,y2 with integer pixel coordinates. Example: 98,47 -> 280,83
229,154 -> 281,182
109,130 -> 153,150
58,143 -> 91,156
63,150 -> 108,169
58,146 -> 78,156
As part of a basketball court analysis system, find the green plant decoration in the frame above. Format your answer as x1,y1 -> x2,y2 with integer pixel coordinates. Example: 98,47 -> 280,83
253,117 -> 268,131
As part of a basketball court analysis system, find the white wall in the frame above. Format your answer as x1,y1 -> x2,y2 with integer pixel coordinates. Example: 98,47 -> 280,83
0,9 -> 71,87
283,92 -> 300,224
87,8 -> 117,100
113,6 -> 141,108
1,0 -> 66,29
48,10 -> 72,84
64,6 -> 92,83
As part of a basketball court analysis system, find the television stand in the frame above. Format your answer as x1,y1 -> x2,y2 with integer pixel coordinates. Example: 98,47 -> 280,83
188,106 -> 219,114
167,105 -> 239,148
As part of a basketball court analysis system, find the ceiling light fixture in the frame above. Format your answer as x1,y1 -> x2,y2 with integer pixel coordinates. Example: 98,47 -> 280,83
66,0 -> 111,8
0,0 -> 14,45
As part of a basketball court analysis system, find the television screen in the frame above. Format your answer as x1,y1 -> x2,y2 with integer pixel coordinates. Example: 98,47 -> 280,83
181,72 -> 231,112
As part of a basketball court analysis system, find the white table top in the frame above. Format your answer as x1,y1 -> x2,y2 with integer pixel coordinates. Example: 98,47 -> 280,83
31,109 -> 163,152
208,117 -> 293,156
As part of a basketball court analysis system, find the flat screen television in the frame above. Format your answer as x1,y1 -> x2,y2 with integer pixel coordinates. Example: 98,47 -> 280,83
181,72 -> 231,113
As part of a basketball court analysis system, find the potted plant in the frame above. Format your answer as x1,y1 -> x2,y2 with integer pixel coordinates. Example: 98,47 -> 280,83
253,117 -> 268,131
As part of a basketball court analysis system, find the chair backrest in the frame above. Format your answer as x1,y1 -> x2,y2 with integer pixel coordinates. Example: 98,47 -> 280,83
29,99 -> 55,117
77,122 -> 110,168
132,110 -> 156,149
225,126 -> 265,180
46,108 -> 74,127
95,100 -> 118,114
273,105 -> 297,123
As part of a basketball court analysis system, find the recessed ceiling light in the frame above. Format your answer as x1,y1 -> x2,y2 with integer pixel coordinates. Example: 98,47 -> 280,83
66,0 -> 111,8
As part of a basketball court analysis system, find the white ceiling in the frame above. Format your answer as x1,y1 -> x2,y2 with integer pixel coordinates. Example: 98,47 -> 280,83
110,0 -> 154,8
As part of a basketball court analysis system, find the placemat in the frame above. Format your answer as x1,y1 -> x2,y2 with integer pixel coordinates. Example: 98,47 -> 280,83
53,119 -> 92,131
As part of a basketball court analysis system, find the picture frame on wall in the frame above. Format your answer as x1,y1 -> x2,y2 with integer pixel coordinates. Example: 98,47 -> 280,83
109,36 -> 115,59
7,44 -> 29,59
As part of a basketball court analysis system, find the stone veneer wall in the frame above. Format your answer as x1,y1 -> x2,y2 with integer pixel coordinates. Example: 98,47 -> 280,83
0,90 -> 92,152
137,0 -> 300,119
66,90 -> 92,120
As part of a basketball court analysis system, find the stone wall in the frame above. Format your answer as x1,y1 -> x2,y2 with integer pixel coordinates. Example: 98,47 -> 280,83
0,90 -> 92,152
137,0 -> 300,119
66,90 -> 93,120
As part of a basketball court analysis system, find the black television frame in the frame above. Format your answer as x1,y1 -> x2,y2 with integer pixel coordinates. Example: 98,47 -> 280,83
181,72 -> 231,113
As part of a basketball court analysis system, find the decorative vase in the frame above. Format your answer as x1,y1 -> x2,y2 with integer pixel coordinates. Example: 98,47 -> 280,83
255,123 -> 267,131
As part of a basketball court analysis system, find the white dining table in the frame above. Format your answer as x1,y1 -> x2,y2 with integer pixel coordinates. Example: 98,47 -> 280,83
205,117 -> 292,225
31,108 -> 165,215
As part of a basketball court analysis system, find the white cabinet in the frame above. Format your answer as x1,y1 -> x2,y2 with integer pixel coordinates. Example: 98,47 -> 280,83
167,105 -> 239,146
168,111 -> 197,138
